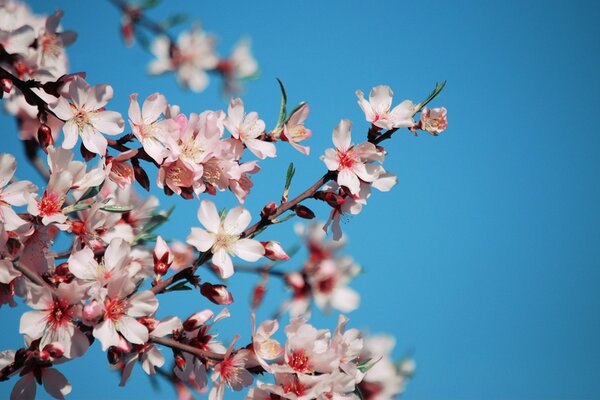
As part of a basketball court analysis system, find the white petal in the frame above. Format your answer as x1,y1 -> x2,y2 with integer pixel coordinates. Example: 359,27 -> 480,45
89,111 -> 124,135
187,228 -> 215,252
128,291 -> 158,317
19,310 -> 46,339
332,119 -> 352,151
151,316 -> 182,337
0,153 -> 16,187
197,200 -> 221,233
93,319 -> 121,351
80,125 -> 107,155
67,246 -> 98,281
337,169 -> 360,195
212,248 -> 234,279
223,206 -> 251,235
231,239 -> 264,262
142,93 -> 166,124
104,238 -> 130,272
117,315 -> 148,344
61,120 -> 79,150
331,287 -> 360,313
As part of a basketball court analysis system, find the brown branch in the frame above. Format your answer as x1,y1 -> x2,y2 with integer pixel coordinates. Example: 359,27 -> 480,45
149,336 -> 224,361
151,171 -> 334,294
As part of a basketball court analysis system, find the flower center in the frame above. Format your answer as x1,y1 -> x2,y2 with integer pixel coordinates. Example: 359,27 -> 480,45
282,376 -> 307,395
213,232 -> 235,252
47,299 -> 73,328
38,192 -> 63,216
104,297 -> 128,321
337,149 -> 356,169
40,33 -> 62,58
287,349 -> 311,373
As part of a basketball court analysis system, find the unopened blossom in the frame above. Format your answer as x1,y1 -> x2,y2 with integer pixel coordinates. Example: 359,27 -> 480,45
200,282 -> 234,305
224,98 -> 275,159
149,26 -> 219,92
262,241 -> 290,261
282,103 -> 312,155
19,281 -> 89,358
153,235 -> 173,276
50,76 -> 124,154
128,92 -> 176,164
419,106 -> 448,135
93,278 -> 158,350
356,85 -> 416,130
187,200 -> 264,279
209,336 -> 254,400
27,170 -> 72,228
0,153 -> 37,231
321,119 -> 384,196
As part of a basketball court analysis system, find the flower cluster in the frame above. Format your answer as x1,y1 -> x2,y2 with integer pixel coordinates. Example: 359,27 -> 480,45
0,2 -> 449,399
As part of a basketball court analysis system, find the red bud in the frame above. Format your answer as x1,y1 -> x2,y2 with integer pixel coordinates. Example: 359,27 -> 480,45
294,205 -> 315,219
107,347 -> 122,365
251,283 -> 266,310
200,282 -> 234,305
261,241 -> 289,261
174,352 -> 186,369
133,162 -> 150,191
261,202 -> 277,219
1,78 -> 12,93
37,124 -> 53,152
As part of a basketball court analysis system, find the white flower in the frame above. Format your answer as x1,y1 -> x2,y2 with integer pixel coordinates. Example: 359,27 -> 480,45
356,85 -> 415,130
50,76 -> 124,155
0,153 -> 37,231
187,200 -> 264,279
224,98 -> 275,159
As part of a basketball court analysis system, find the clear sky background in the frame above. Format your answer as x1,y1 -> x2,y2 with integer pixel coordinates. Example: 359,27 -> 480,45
1,0 -> 599,399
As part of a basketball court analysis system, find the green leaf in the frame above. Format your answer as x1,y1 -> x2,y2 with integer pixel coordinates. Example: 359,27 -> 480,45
273,78 -> 287,133
77,183 -> 103,202
354,387 -> 365,400
220,208 -> 227,221
137,0 -> 161,9
284,162 -> 295,191
357,356 -> 382,373
100,204 -> 134,213
161,13 -> 187,29
272,213 -> 295,224
415,80 -> 447,113
62,202 -> 92,214
133,206 -> 175,243
166,282 -> 193,292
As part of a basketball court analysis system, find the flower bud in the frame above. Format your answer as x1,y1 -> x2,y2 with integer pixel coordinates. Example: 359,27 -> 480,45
294,205 -> 315,219
107,347 -> 122,365
174,352 -> 186,370
261,241 -> 289,261
133,162 -> 150,191
261,202 -> 277,219
183,310 -> 214,331
83,300 -> 103,324
200,283 -> 234,305
37,124 -> 53,152
153,236 -> 173,276
1,78 -> 12,93
251,283 -> 266,310
314,191 -> 345,208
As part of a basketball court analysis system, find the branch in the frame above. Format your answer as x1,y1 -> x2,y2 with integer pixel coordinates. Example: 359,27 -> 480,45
149,336 -> 224,361
11,261 -> 53,290
151,171 -> 334,294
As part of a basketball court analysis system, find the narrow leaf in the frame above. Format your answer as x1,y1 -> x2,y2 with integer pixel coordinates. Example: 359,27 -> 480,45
100,204 -> 134,213
273,78 -> 287,133
62,203 -> 92,214
415,80 -> 447,113
77,183 -> 103,202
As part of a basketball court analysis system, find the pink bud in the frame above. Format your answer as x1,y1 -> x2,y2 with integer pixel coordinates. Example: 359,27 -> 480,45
200,283 -> 234,305
153,236 -> 173,276
261,202 -> 277,219
251,283 -> 266,310
83,300 -> 103,323
261,241 -> 289,261
183,310 -> 214,331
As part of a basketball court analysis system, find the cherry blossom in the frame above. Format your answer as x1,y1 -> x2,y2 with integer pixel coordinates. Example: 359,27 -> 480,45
0,153 -> 37,231
356,85 -> 416,130
321,119 -> 384,196
419,106 -> 448,135
50,76 -> 125,154
187,200 -> 264,279
224,98 -> 275,159
282,103 -> 312,155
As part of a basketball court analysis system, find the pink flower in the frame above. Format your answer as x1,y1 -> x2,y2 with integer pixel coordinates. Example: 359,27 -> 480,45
209,336 -> 254,400
128,93 -> 176,164
0,153 -> 37,231
282,103 -> 312,155
224,98 -> 276,159
50,76 -> 124,155
321,119 -> 384,196
419,106 -> 448,135
356,85 -> 416,130
92,279 -> 158,350
250,314 -> 283,373
106,149 -> 137,188
149,26 -> 219,92
186,200 -> 264,279
19,282 -> 89,358
27,170 -> 72,228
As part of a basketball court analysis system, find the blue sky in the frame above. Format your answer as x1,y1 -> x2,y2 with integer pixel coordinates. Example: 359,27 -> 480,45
1,0 -> 599,399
